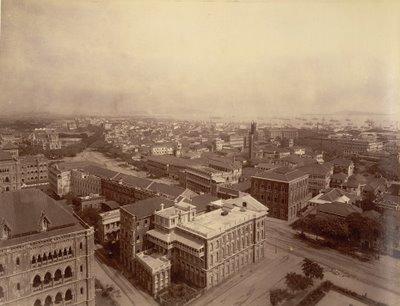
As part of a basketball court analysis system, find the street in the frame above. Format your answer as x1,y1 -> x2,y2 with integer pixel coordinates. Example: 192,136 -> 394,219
94,250 -> 158,306
192,217 -> 400,306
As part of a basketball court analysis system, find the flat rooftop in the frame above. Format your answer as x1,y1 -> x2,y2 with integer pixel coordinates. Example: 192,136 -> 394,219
178,205 -> 265,238
136,252 -> 171,273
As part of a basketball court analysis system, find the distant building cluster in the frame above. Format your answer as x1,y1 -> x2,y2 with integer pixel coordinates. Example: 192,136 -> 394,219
0,115 -> 399,301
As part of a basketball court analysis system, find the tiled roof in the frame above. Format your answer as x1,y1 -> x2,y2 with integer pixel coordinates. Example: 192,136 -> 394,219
114,173 -> 152,189
253,167 -> 308,182
147,182 -> 187,198
121,196 -> 175,218
317,202 -> 362,218
0,189 -> 82,244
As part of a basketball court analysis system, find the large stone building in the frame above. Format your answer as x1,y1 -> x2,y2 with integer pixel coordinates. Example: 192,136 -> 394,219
0,151 -> 21,193
298,163 -> 333,196
120,194 -> 268,296
119,197 -> 176,272
265,128 -> 299,140
145,195 -> 268,290
97,209 -> 121,245
102,173 -> 196,205
29,129 -> 62,151
0,189 -> 95,306
184,159 -> 242,195
134,251 -> 171,297
48,162 -> 117,198
250,167 -> 310,221
20,155 -> 49,188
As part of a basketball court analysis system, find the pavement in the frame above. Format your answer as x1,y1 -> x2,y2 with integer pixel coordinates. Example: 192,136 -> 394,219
64,149 -> 148,177
192,217 -> 400,306
94,250 -> 158,306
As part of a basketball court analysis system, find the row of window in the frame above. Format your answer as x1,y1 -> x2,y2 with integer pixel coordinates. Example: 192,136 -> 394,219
32,266 -> 74,288
31,247 -> 73,265
32,289 -> 74,306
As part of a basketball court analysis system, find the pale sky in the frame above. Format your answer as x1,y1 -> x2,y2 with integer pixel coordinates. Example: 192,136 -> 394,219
0,0 -> 399,117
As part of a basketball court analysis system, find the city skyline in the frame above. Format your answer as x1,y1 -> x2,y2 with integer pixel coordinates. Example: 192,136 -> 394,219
0,0 -> 399,118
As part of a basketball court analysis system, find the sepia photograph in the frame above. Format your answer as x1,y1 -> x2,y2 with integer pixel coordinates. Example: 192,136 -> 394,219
0,0 -> 399,305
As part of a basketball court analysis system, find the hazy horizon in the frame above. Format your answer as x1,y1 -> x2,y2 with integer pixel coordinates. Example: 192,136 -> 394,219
0,0 -> 399,117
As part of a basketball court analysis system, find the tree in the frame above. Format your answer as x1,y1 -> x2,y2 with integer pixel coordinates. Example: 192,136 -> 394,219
345,213 -> 382,250
269,288 -> 291,306
285,272 -> 313,293
301,258 -> 324,280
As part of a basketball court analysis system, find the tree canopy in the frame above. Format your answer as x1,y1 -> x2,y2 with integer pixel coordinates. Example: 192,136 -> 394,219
285,272 -> 313,293
301,258 -> 324,280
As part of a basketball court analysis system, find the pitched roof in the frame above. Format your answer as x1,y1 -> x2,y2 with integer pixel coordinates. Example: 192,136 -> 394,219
298,163 -> 332,176
280,155 -> 317,166
0,189 -> 82,245
364,177 -> 387,192
146,182 -> 187,199
317,202 -> 362,218
82,164 -> 118,179
332,158 -> 353,167
121,196 -> 175,218
114,173 -> 152,189
345,174 -> 367,188
190,193 -> 219,213
253,167 -> 308,182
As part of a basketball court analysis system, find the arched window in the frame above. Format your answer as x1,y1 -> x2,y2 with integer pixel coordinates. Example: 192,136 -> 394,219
55,292 -> 63,304
33,275 -> 41,287
54,269 -> 62,281
63,249 -> 67,256
37,255 -> 42,263
68,247 -> 72,255
43,254 -> 47,261
4,177 -> 9,183
48,252 -> 52,260
64,266 -> 72,278
16,257 -> 20,266
32,256 -> 36,264
34,299 -> 42,306
58,250 -> 62,257
53,250 -> 58,259
44,272 -> 52,284
0,264 -> 4,274
65,289 -> 73,301
0,286 -> 4,299
44,296 -> 52,306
